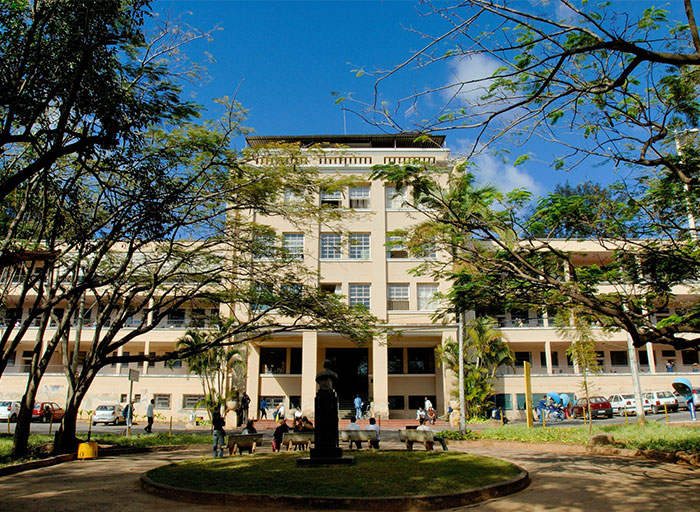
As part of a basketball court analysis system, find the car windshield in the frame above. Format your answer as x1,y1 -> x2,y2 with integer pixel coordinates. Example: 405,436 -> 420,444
658,391 -> 673,398
622,394 -> 635,399
590,397 -> 606,403
96,406 -> 115,411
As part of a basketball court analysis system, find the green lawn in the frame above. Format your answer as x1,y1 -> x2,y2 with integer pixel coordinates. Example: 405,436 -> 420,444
146,451 -> 522,498
439,422 -> 700,453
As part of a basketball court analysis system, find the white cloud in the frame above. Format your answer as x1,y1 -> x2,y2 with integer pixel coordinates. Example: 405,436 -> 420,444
442,54 -> 502,104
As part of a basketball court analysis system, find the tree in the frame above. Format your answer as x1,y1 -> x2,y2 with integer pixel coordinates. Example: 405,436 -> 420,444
437,316 -> 514,417
555,310 -> 603,433
175,322 -> 246,416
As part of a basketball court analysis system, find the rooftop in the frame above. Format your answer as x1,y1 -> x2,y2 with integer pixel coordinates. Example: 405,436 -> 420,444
245,133 -> 446,149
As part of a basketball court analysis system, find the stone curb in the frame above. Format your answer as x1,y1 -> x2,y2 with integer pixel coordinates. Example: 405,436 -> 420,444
0,444 -> 205,478
140,462 -> 530,511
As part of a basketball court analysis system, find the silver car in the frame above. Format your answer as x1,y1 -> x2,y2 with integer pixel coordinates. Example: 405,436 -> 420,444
0,400 -> 20,422
92,404 -> 125,425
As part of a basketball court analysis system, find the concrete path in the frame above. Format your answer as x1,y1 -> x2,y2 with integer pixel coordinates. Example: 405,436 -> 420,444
0,438 -> 698,511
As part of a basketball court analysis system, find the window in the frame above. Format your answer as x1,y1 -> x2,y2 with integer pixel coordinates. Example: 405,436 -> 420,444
349,284 -> 371,308
407,347 -> 435,374
283,233 -> 304,260
349,233 -> 370,259
320,283 -> 341,294
388,395 -> 405,410
637,350 -> 649,365
167,309 -> 185,326
182,394 -> 205,409
260,347 -> 287,374
388,347 -> 404,374
682,350 -> 699,365
509,309 -> 529,327
321,189 -> 342,208
250,284 -> 274,311
284,189 -> 301,204
290,348 -> 302,374
610,351 -> 628,366
387,284 -> 409,311
320,233 -> 341,259
514,351 -> 531,367
21,351 -> 33,372
121,351 -> 131,369
516,394 -> 528,410
153,394 -> 171,409
539,351 -> 559,367
349,186 -> 370,209
289,396 -> 301,409
408,395 -> 435,409
386,236 -> 408,259
417,284 -> 439,311
386,186 -> 407,209
6,351 -> 15,367
661,349 -> 676,358
595,351 -> 605,366
493,394 -> 513,410
253,233 -> 277,260
171,359 -> 182,368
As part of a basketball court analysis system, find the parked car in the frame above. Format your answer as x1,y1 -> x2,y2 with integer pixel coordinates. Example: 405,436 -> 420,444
92,404 -> 125,425
608,393 -> 652,415
643,391 -> 679,414
572,396 -> 613,419
674,391 -> 691,410
32,402 -> 65,423
0,400 -> 20,422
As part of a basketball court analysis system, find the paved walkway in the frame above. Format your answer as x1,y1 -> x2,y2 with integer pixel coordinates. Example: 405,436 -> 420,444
1,437 -> 698,511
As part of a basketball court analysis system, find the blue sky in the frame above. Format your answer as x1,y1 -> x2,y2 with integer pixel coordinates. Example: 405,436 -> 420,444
152,0 -> 679,197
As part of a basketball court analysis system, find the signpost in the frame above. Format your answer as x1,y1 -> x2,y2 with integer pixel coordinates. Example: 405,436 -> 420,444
524,361 -> 533,428
127,369 -> 139,436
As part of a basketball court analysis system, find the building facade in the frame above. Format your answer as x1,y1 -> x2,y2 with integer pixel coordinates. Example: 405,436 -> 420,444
2,134 -> 699,422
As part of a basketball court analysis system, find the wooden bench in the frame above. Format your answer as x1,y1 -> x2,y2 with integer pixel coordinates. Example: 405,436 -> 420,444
399,429 -> 435,450
340,429 -> 378,449
227,433 -> 263,455
282,432 -> 314,451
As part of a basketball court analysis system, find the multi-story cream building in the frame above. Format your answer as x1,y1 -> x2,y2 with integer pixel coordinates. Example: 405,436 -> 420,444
2,134 -> 699,422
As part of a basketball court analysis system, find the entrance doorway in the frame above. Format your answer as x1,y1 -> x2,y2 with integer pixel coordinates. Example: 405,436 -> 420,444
325,348 -> 369,403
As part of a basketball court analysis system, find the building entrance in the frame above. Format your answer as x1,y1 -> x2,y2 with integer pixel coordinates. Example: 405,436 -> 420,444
325,348 -> 369,403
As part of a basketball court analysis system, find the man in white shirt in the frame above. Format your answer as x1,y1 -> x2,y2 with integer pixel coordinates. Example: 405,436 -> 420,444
144,399 -> 154,433
346,417 -> 362,448
424,396 -> 433,411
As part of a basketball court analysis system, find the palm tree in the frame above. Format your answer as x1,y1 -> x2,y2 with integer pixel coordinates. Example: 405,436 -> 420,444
437,317 -> 514,417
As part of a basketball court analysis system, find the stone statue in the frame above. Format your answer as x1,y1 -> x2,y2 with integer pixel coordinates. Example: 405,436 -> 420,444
315,359 -> 338,391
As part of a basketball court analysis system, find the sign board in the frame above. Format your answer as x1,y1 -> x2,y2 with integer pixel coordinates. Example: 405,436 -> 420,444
128,369 -> 140,382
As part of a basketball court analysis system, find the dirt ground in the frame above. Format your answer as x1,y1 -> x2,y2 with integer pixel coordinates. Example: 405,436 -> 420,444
1,437 -> 698,511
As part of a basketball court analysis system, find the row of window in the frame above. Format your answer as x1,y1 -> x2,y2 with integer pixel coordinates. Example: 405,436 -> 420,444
256,232 -> 437,261
117,393 -> 204,410
287,185 -> 408,210
259,347 -> 437,375
517,349 -> 700,368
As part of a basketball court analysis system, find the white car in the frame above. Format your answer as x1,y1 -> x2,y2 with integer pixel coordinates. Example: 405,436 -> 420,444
607,393 -> 652,416
92,404 -> 125,425
642,391 -> 678,414
0,400 -> 20,422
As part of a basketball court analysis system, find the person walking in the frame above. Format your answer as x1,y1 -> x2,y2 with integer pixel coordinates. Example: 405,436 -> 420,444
260,397 -> 268,419
144,399 -> 154,433
354,394 -> 363,421
240,392 -> 250,424
212,409 -> 226,457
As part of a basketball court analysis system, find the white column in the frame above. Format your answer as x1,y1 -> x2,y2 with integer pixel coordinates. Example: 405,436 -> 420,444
301,331 -> 318,416
116,346 -> 123,374
142,340 -> 150,375
371,334 -> 389,419
544,340 -> 553,375
246,344 -> 260,420
646,342 -> 656,374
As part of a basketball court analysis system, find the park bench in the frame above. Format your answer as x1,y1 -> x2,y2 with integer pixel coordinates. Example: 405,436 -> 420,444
227,433 -> 263,455
399,429 -> 435,450
282,432 -> 314,451
339,429 -> 378,449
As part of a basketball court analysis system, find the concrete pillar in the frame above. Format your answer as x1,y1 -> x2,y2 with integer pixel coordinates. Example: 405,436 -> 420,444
116,346 -> 123,374
371,334 -> 389,419
142,340 -> 150,375
544,340 -> 553,375
301,331 -> 318,415
246,344 -> 261,419
646,342 -> 656,374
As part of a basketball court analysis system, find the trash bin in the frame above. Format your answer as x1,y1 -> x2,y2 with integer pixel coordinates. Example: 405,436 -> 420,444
78,442 -> 98,459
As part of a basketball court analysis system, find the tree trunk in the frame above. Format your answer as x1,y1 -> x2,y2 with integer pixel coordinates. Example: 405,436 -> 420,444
12,378 -> 41,458
53,373 -> 96,455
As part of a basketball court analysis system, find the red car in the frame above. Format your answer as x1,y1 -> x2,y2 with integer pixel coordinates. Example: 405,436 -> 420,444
571,396 -> 613,419
32,401 -> 65,423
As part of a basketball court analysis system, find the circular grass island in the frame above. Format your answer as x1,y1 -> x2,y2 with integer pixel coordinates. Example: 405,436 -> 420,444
142,451 -> 529,510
